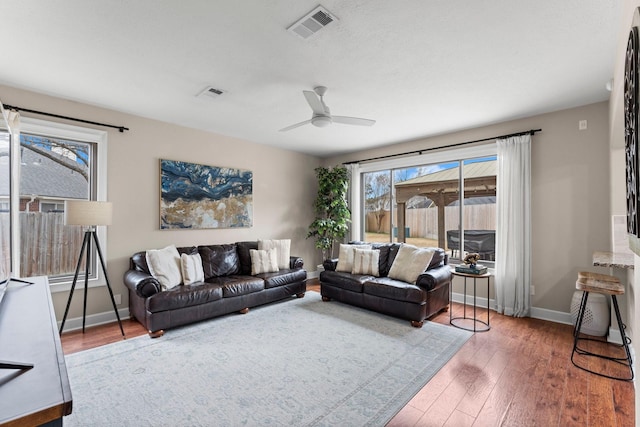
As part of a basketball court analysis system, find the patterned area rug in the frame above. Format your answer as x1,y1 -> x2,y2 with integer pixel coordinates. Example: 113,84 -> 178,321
64,291 -> 472,426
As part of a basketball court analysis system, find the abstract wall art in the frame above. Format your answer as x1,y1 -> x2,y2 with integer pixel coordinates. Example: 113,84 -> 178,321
160,159 -> 253,229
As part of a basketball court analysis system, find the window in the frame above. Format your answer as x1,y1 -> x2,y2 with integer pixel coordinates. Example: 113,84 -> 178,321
394,161 -> 462,249
17,118 -> 107,287
357,146 -> 497,264
40,201 -> 66,213
0,128 -> 9,278
363,170 -> 392,243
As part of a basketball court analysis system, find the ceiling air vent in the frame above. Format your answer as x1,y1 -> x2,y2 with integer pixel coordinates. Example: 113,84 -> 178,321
197,86 -> 225,99
287,5 -> 337,39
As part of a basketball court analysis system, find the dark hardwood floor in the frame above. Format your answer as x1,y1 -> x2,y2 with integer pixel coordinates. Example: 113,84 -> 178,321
61,280 -> 635,426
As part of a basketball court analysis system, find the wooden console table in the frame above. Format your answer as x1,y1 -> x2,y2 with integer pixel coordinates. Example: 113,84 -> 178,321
0,276 -> 72,426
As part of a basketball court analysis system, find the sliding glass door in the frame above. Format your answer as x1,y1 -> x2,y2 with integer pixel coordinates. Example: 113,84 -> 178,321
359,152 -> 497,264
363,170 -> 392,243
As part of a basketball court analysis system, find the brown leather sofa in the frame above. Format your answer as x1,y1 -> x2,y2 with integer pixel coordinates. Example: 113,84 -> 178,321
123,241 -> 307,337
320,243 -> 450,327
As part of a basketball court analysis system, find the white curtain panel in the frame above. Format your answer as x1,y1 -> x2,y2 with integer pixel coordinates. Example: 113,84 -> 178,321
495,134 -> 531,317
346,163 -> 360,242
5,109 -> 22,275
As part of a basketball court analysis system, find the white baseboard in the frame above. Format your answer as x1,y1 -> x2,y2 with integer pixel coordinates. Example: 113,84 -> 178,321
452,292 -> 636,382
608,326 -> 623,344
307,270 -> 320,280
451,292 -> 573,325
58,307 -> 130,333
529,306 -> 573,325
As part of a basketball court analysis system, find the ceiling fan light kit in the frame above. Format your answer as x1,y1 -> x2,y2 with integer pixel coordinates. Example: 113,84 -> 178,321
280,86 -> 376,132
311,116 -> 332,127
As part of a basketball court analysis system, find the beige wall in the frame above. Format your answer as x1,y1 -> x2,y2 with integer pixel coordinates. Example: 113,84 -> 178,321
2,85 -> 615,317
0,84 -> 321,322
325,102 -> 612,315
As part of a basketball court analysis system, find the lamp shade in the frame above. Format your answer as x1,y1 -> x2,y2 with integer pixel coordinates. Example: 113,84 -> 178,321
65,200 -> 112,226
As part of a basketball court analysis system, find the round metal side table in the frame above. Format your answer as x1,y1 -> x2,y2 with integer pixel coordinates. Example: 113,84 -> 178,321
450,269 -> 491,332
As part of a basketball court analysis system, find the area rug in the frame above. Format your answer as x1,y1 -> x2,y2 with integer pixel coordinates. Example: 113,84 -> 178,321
64,292 -> 472,426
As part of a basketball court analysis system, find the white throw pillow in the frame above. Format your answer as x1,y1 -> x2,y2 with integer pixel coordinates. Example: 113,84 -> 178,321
180,253 -> 205,285
250,248 -> 280,275
146,244 -> 182,290
351,248 -> 380,277
258,239 -> 291,270
336,244 -> 371,272
387,244 -> 435,284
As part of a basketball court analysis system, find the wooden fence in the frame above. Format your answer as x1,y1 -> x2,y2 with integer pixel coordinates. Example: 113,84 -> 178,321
365,204 -> 496,238
1,206 -> 495,277
0,212 -> 85,278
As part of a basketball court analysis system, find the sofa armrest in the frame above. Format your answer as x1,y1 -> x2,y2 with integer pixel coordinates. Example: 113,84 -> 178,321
123,269 -> 161,298
416,265 -> 452,291
323,258 -> 338,271
290,256 -> 304,270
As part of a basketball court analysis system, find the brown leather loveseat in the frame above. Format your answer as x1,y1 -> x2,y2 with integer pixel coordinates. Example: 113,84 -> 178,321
320,242 -> 450,327
124,241 -> 307,337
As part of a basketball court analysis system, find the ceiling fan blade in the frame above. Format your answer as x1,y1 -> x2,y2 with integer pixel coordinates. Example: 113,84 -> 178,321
303,90 -> 325,115
279,119 -> 312,132
332,116 -> 376,127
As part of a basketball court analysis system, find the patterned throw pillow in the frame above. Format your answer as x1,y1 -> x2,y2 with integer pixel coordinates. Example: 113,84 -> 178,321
146,244 -> 182,290
180,253 -> 205,285
250,248 -> 280,275
336,244 -> 371,272
387,244 -> 435,284
258,239 -> 291,270
351,248 -> 380,276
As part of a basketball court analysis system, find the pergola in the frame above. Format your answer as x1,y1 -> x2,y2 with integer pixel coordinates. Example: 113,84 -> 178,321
394,160 -> 496,249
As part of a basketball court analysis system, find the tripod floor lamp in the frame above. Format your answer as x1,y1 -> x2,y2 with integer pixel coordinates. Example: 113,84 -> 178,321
59,200 -> 124,338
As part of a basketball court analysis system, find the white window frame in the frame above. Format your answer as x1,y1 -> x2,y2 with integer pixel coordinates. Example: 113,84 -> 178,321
18,117 -> 108,293
353,143 -> 497,244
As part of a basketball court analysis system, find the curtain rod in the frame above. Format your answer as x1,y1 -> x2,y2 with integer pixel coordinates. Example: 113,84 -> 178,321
343,128 -> 541,165
2,104 -> 129,133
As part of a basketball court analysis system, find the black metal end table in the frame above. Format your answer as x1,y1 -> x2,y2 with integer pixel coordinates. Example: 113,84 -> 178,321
450,269 -> 492,332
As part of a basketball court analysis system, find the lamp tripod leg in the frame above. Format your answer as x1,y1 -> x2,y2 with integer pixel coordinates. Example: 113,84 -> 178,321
59,231 -> 90,335
92,232 -> 125,338
82,233 -> 90,333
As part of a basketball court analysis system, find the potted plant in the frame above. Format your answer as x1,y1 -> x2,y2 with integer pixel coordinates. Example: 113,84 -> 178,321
307,166 -> 351,261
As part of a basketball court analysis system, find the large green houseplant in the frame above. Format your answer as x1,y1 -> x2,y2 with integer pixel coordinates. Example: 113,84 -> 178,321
307,166 -> 351,260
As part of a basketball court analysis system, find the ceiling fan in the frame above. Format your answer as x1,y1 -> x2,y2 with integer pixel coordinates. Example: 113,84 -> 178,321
279,86 -> 376,132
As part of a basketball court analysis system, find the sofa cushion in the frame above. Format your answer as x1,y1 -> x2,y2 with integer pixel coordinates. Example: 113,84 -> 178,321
363,278 -> 427,304
336,244 -> 371,272
388,245 -> 435,284
258,239 -> 291,270
131,246 -> 197,275
370,243 -> 401,277
207,276 -> 265,297
236,241 -> 259,275
146,282 -> 223,313
257,269 -> 307,289
428,247 -> 446,269
352,248 -> 380,276
319,270 -> 374,293
199,244 -> 240,278
131,251 -> 151,274
181,253 -> 205,285
146,244 -> 182,290
250,248 -> 279,275
177,246 -> 199,256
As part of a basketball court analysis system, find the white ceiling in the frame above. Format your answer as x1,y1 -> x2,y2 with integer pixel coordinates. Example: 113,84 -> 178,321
0,1 -> 621,158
